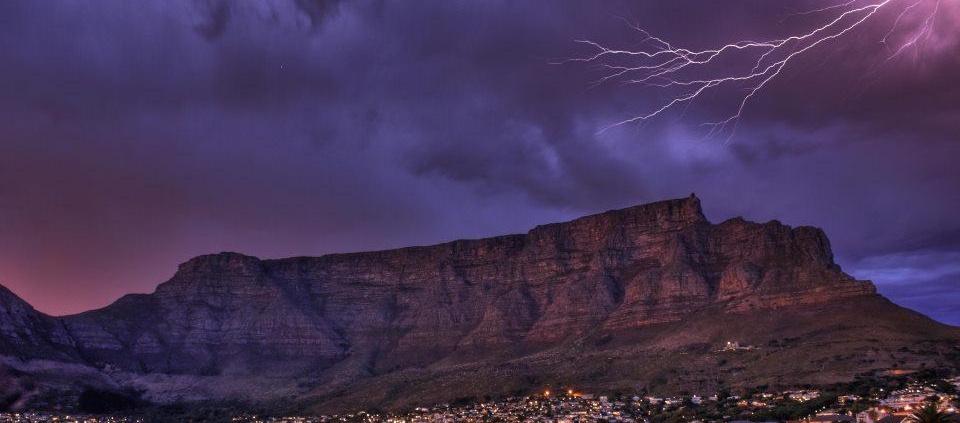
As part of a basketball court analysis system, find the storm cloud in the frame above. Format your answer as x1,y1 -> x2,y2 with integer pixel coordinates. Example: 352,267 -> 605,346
0,0 -> 958,324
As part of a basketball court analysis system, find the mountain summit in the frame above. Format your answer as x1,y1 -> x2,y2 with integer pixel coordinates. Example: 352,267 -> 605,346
0,195 -> 957,413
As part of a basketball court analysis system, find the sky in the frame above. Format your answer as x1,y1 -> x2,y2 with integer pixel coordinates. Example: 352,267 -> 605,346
0,0 -> 958,325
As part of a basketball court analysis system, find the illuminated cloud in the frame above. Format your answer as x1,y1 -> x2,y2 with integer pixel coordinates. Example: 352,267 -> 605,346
0,0 -> 957,324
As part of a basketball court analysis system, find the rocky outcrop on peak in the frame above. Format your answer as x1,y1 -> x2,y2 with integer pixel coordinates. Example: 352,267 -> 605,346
0,195 -> 955,414
0,286 -> 76,361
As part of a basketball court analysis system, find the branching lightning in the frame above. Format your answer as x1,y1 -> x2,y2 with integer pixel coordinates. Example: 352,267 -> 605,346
560,0 -> 947,137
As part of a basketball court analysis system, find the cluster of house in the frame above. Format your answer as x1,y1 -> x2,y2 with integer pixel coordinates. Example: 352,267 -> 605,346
388,394 -> 638,423
851,382 -> 959,423
720,342 -> 757,352
733,379 -> 955,423
227,381 -> 958,423
0,414 -> 141,423
2,377 -> 958,423
791,380 -> 960,423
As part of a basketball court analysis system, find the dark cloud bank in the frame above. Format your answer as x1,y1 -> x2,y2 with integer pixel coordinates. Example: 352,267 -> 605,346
0,0 -> 958,324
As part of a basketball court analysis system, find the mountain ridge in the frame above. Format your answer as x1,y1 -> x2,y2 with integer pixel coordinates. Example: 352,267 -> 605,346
0,194 -> 957,414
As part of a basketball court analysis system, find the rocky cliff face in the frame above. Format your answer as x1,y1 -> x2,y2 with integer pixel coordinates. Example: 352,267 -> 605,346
55,195 -> 874,372
1,195 -> 954,413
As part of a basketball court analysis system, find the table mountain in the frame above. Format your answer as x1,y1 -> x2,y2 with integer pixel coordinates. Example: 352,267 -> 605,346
1,194 -> 957,413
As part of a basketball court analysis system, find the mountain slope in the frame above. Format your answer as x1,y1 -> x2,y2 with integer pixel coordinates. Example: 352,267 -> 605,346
0,194 -> 957,413
0,285 -> 77,362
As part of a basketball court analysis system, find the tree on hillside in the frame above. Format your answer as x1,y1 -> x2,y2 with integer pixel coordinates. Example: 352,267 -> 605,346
905,401 -> 958,423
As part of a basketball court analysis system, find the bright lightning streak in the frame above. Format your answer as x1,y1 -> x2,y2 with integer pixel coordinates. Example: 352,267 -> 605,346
560,0 -> 947,138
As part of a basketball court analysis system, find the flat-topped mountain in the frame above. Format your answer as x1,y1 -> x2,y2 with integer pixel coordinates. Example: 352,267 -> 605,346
1,195 -> 958,413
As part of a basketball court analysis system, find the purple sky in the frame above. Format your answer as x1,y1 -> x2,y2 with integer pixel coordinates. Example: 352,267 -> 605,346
0,0 -> 958,325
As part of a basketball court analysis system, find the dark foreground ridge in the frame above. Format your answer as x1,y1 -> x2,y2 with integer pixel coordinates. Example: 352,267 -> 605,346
1,195 -> 958,414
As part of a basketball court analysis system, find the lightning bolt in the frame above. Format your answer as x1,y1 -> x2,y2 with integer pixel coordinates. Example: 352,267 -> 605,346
560,0 -> 947,138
